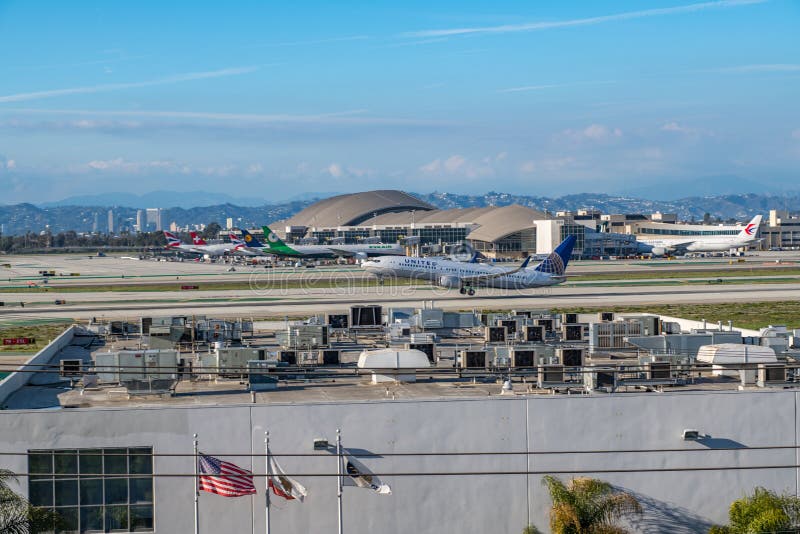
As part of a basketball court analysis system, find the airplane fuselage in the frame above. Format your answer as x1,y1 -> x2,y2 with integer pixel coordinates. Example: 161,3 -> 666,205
362,256 -> 563,289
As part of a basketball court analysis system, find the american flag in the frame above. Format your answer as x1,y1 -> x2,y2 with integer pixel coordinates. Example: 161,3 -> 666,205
198,454 -> 256,497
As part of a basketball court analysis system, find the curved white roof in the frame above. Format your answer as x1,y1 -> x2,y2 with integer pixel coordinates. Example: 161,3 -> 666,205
357,349 -> 431,369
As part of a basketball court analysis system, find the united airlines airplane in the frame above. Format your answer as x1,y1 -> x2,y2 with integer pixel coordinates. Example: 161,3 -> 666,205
362,236 -> 576,295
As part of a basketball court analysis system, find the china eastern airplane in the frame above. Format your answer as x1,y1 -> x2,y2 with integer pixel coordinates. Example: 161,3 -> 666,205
362,236 -> 576,295
636,215 -> 763,256
238,226 -> 405,260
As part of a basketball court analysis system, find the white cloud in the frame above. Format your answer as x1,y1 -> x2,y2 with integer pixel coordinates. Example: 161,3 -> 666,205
717,64 -> 800,73
419,154 -> 495,179
403,0 -> 765,38
520,161 -> 536,173
6,159 -> 15,169
0,66 -> 259,103
83,158 -> 239,177
443,155 -> 466,173
245,163 -> 264,174
327,163 -> 344,178
563,124 -> 622,142
7,107 -> 453,127
661,121 -> 687,132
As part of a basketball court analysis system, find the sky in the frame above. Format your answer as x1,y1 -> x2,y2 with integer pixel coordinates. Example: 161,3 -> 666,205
0,0 -> 798,204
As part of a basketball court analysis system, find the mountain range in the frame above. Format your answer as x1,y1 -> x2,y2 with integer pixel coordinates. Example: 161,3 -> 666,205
1,191 -> 798,236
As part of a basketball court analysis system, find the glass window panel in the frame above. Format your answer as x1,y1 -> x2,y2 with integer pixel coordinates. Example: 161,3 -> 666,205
105,505 -> 129,532
128,449 -> 152,475
54,450 -> 77,475
29,451 -> 53,474
29,479 -> 53,507
55,506 -> 79,534
104,449 -> 127,475
79,478 -> 103,506
104,478 -> 127,505
79,450 -> 102,476
130,504 -> 154,531
129,477 -> 153,504
54,479 -> 78,506
80,506 -> 104,532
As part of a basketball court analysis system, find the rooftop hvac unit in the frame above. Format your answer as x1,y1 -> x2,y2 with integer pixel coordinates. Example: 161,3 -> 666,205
278,351 -> 297,365
514,310 -> 533,318
757,363 -> 787,387
562,324 -> 584,342
319,350 -> 340,365
661,321 -> 681,334
410,332 -> 435,344
459,350 -> 487,369
599,312 -> 614,322
248,360 -> 279,391
140,317 -> 153,335
511,349 -> 535,368
485,326 -> 507,343
499,319 -> 518,335
351,305 -> 382,328
558,348 -> 585,368
646,362 -> 671,380
534,318 -> 554,333
585,367 -> 617,391
537,365 -> 565,387
201,347 -> 267,377
564,313 -> 578,324
419,309 -> 444,329
523,325 -> 545,343
327,313 -> 349,330
299,351 -> 319,366
407,343 -> 435,364
59,359 -> 82,378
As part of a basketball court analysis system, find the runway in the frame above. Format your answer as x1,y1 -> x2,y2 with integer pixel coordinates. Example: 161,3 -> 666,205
2,282 -> 798,321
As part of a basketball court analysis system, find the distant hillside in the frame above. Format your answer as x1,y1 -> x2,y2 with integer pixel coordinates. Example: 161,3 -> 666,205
1,191 -> 798,235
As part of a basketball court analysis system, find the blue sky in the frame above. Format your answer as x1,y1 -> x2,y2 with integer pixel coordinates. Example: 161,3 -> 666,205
0,0 -> 798,203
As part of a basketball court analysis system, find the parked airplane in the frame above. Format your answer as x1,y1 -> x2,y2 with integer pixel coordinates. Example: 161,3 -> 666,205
163,231 -> 241,257
163,231 -> 203,254
636,215 -> 763,256
362,236 -> 576,295
239,226 -> 405,260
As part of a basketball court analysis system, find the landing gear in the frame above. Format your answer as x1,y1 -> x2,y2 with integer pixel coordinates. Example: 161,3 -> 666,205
468,288 -> 475,296
459,286 -> 475,296
459,287 -> 466,295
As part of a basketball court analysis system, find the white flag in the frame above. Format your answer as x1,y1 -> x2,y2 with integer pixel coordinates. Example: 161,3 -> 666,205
268,455 -> 308,502
342,452 -> 392,495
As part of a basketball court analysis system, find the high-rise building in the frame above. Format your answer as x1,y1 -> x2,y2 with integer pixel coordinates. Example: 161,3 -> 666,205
146,208 -> 162,231
107,209 -> 115,234
226,217 -> 234,230
136,210 -> 144,232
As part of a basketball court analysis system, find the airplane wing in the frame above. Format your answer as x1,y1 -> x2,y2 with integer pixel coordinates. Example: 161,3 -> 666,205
459,256 -> 531,284
327,248 -> 357,257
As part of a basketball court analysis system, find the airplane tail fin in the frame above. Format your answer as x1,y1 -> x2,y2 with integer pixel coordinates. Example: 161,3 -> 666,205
533,235 -> 576,275
229,233 -> 245,248
738,215 -> 763,239
163,231 -> 181,248
190,231 -> 208,245
260,226 -> 296,253
240,229 -> 264,248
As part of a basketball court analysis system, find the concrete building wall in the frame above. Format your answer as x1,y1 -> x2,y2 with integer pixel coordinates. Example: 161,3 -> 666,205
1,390 -> 799,533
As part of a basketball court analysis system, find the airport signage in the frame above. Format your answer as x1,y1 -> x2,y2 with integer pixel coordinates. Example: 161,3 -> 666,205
3,337 -> 35,345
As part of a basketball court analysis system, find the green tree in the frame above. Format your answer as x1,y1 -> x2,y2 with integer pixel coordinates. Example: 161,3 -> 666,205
542,475 -> 642,534
709,487 -> 800,533
0,469 -> 63,533
203,222 -> 222,240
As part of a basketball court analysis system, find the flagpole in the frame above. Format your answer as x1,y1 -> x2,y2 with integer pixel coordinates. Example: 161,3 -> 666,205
265,431 -> 271,534
193,433 -> 199,534
336,428 -> 343,534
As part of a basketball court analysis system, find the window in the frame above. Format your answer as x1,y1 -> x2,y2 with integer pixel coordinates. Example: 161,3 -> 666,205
29,447 -> 154,533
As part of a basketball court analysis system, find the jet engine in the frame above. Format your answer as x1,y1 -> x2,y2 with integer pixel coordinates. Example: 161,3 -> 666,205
651,247 -> 667,256
437,275 -> 462,289
354,252 -> 368,262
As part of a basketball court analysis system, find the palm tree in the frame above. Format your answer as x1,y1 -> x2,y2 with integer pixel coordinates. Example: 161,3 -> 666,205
542,475 -> 642,534
0,469 -> 61,534
709,486 -> 800,533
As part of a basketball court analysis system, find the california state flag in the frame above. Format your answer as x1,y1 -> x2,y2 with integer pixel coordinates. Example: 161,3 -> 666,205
268,455 -> 308,502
